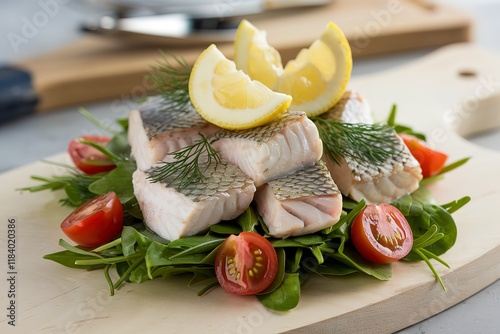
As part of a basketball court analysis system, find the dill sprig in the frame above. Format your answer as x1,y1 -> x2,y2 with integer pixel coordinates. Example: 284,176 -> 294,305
311,117 -> 402,166
17,162 -> 102,207
148,52 -> 192,111
147,134 -> 222,189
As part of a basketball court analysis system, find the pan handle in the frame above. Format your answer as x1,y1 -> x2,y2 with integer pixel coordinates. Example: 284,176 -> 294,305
0,66 -> 39,123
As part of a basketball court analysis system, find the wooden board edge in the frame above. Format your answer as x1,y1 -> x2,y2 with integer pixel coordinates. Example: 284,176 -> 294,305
287,244 -> 500,333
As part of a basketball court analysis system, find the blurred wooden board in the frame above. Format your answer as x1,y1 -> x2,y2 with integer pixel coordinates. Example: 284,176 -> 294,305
2,43 -> 500,333
16,0 -> 472,112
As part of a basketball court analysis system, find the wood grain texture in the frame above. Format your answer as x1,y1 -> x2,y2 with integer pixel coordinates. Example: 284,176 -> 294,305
16,0 -> 472,112
1,43 -> 500,333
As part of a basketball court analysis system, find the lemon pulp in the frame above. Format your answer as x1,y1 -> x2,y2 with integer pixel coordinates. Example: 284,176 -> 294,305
189,44 -> 292,130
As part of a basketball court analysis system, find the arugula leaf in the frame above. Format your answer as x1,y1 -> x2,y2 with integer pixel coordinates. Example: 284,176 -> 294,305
258,248 -> 286,295
167,235 -> 225,258
236,206 -> 260,232
331,238 -> 392,280
121,226 -> 155,257
287,248 -> 303,273
43,251 -> 105,270
438,157 -> 470,176
392,194 -> 459,259
421,157 -> 471,185
391,190 -> 469,290
257,273 -> 301,311
302,258 -> 359,276
88,162 -> 137,202
210,222 -> 242,235
386,104 -> 426,140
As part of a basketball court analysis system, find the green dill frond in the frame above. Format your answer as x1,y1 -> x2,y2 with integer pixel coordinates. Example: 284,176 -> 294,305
311,117 -> 402,166
147,134 -> 222,189
18,169 -> 101,207
148,51 -> 192,111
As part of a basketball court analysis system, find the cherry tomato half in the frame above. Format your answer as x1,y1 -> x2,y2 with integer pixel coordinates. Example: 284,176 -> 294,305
215,232 -> 278,295
61,192 -> 124,248
68,135 -> 116,175
401,134 -> 448,178
351,203 -> 413,264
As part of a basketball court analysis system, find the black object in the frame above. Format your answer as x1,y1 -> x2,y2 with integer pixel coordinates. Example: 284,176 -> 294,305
0,66 -> 38,123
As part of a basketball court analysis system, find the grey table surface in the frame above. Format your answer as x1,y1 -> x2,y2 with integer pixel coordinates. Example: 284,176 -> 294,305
1,0 -> 500,333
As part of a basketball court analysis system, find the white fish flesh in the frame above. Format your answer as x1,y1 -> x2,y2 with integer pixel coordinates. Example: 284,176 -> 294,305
133,159 -> 255,241
210,111 -> 323,187
321,91 -> 422,203
323,90 -> 373,124
128,97 -> 219,171
254,162 -> 342,238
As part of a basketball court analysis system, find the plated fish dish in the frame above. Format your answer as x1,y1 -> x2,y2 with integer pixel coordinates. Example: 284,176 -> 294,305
21,20 -> 470,311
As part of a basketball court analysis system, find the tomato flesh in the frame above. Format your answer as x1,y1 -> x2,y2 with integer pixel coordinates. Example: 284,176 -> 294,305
215,232 -> 278,295
68,135 -> 116,175
61,192 -> 124,247
401,134 -> 447,178
351,203 -> 413,264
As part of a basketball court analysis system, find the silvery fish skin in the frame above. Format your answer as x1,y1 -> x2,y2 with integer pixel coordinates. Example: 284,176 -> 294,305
322,90 -> 373,124
210,111 -> 323,187
128,96 -> 219,170
254,162 -> 342,238
133,158 -> 255,241
321,91 -> 422,203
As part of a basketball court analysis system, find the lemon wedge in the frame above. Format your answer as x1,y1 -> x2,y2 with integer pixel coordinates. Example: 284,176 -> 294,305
234,19 -> 283,91
189,44 -> 292,130
233,20 -> 352,117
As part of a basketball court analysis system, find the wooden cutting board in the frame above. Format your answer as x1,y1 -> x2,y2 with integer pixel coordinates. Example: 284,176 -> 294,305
1,43 -> 500,333
15,0 -> 472,112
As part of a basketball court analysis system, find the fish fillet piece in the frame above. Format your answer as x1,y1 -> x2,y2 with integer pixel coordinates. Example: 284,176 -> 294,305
133,159 -> 256,241
321,90 -> 373,124
320,91 -> 422,204
128,96 -> 219,170
254,162 -> 342,238
210,111 -> 323,187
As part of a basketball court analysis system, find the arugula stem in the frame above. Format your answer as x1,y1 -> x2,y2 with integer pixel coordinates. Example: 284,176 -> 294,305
75,254 -> 141,265
324,200 -> 365,234
93,238 -> 123,253
104,264 -> 115,296
59,239 -> 103,259
441,196 -> 471,214
79,108 -> 119,135
196,279 -> 220,296
113,258 -> 145,290
418,248 -> 450,269
79,139 -> 123,164
413,248 -> 446,291
438,158 -> 470,176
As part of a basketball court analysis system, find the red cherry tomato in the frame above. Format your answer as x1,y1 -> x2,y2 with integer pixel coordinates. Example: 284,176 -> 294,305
215,232 -> 278,295
68,135 -> 116,175
401,134 -> 448,178
61,192 -> 124,247
351,203 -> 413,264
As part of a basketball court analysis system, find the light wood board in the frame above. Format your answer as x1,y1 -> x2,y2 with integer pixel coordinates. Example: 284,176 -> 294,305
2,43 -> 500,333
16,0 -> 472,112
